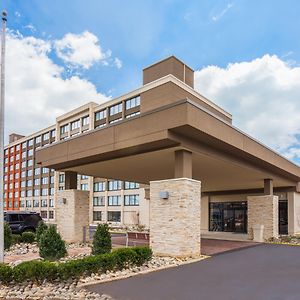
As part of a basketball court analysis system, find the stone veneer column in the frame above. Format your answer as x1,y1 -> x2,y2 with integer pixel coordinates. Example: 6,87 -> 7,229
56,190 -> 90,243
247,195 -> 279,240
150,178 -> 201,257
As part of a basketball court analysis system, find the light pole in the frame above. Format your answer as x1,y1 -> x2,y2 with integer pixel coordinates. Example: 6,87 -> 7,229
0,10 -> 7,263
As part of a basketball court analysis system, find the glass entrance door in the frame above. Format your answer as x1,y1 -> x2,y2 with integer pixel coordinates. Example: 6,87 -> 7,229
279,200 -> 288,235
209,202 -> 247,233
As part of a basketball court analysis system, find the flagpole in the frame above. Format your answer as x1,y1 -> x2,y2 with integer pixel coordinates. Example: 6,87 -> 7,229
0,10 -> 7,263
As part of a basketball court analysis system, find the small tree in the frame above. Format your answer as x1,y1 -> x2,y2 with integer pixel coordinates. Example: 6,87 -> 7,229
39,225 -> 67,261
92,224 -> 112,255
36,221 -> 48,245
4,223 -> 12,250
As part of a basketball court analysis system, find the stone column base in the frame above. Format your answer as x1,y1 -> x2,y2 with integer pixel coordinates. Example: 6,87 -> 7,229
56,190 -> 90,243
150,178 -> 201,257
247,195 -> 278,241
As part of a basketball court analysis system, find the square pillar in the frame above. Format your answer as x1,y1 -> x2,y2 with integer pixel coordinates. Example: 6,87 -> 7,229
287,192 -> 300,235
64,171 -> 78,190
247,195 -> 278,240
150,178 -> 201,257
264,178 -> 273,195
174,150 -> 192,178
56,190 -> 90,243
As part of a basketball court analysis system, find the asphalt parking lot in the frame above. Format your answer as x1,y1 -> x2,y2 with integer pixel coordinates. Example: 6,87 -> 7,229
87,243 -> 300,300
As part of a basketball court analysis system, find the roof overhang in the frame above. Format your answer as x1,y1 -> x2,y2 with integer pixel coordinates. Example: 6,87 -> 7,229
36,99 -> 300,192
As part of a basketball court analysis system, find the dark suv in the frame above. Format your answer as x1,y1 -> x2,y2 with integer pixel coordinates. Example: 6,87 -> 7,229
4,211 -> 42,234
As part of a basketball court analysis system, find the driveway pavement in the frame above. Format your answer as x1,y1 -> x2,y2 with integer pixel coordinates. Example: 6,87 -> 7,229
87,244 -> 300,300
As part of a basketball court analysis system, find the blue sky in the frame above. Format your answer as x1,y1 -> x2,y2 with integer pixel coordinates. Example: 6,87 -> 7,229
2,0 -> 300,163
2,0 -> 300,96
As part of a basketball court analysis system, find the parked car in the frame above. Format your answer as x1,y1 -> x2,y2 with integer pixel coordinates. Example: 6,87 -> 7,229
4,211 -> 42,234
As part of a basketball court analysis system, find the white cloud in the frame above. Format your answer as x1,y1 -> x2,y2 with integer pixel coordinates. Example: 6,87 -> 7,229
15,11 -> 21,18
54,31 -> 111,69
212,3 -> 234,22
23,24 -> 36,33
114,57 -> 122,69
194,54 -> 300,162
4,32 -> 109,141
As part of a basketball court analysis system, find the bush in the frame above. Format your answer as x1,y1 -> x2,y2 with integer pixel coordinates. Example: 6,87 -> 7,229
4,223 -> 12,250
13,260 -> 57,283
92,224 -> 112,255
0,246 -> 151,284
39,225 -> 67,261
21,232 -> 36,244
0,264 -> 13,284
36,221 -> 48,245
11,234 -> 22,245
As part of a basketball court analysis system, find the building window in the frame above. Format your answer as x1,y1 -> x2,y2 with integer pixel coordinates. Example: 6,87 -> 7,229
82,116 -> 89,126
109,103 -> 122,116
34,189 -> 40,196
94,181 -> 105,192
34,168 -> 40,176
108,195 -> 121,206
42,168 -> 48,174
81,175 -> 88,180
43,132 -> 49,141
27,180 -> 32,187
81,183 -> 89,191
20,200 -> 25,207
20,191 -> 25,197
125,111 -> 140,119
50,188 -> 54,195
28,139 -> 33,147
59,173 -> 65,183
49,198 -> 54,207
16,144 -> 20,151
124,195 -> 139,206
93,211 -> 102,221
27,169 -> 33,177
35,136 -> 41,144
60,124 -> 69,135
26,200 -> 32,207
50,130 -> 56,138
14,200 -> 18,208
27,159 -> 33,167
22,142 -> 26,149
125,96 -> 140,110
70,119 -> 80,130
41,199 -> 47,207
107,211 -> 121,222
49,211 -> 54,219
26,190 -> 33,197
34,178 -> 40,186
95,110 -> 106,121
41,188 -> 48,196
93,196 -> 105,206
33,200 -> 39,207
124,181 -> 140,190
40,211 -> 47,219
59,186 -> 64,190
41,177 -> 48,185
108,180 -> 122,191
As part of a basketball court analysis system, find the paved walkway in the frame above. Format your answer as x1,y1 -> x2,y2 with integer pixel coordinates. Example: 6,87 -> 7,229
86,244 -> 300,300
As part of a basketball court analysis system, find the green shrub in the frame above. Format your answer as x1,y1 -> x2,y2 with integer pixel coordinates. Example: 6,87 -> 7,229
36,221 -> 48,245
4,223 -> 12,250
0,264 -> 13,284
21,232 -> 36,244
0,246 -> 151,284
11,234 -> 22,245
39,225 -> 67,261
131,246 -> 152,266
92,224 -> 112,255
13,260 -> 57,283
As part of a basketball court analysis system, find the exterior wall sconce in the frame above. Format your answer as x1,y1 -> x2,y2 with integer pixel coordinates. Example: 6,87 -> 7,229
159,191 -> 169,200
58,198 -> 67,205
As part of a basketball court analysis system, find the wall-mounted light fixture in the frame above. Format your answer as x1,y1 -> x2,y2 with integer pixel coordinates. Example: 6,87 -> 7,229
159,191 -> 169,200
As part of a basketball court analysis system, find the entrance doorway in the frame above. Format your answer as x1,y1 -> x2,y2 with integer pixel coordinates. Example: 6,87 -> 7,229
209,202 -> 247,233
279,200 -> 288,235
